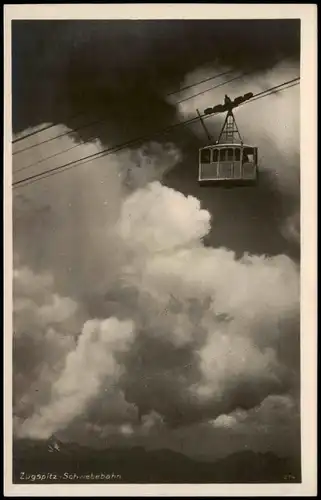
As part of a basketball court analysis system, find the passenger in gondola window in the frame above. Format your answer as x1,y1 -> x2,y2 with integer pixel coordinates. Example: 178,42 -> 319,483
243,147 -> 254,163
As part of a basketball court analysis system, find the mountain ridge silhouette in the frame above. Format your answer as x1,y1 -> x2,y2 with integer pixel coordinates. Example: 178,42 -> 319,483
13,437 -> 301,484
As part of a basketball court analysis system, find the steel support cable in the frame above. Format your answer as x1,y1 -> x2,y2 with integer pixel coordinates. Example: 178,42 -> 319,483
13,78 -> 300,189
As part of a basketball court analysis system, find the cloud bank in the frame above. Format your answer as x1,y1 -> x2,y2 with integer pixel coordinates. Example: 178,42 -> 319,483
13,179 -> 300,459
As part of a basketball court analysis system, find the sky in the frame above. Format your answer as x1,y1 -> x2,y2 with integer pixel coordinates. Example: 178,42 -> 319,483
12,19 -> 301,462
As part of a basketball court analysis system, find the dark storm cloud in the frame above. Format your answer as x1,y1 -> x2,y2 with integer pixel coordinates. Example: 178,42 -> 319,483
12,19 -> 300,146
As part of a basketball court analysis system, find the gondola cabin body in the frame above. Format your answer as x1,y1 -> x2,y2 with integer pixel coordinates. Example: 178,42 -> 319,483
198,94 -> 258,187
199,143 -> 258,187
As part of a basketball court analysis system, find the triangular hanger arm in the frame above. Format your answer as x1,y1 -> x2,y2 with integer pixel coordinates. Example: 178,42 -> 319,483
217,109 -> 243,144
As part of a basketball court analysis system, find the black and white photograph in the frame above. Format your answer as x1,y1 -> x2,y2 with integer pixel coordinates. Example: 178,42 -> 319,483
4,4 -> 317,496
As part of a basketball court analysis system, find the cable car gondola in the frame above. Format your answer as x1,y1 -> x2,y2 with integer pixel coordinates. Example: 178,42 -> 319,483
198,93 -> 258,187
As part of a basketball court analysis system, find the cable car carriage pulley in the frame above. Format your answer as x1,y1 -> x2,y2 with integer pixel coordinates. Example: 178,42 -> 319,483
198,92 -> 258,187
